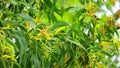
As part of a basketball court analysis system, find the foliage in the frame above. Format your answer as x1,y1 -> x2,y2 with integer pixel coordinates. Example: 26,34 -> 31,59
0,0 -> 120,68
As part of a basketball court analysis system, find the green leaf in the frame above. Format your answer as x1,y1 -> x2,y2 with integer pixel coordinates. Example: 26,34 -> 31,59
100,14 -> 107,22
6,38 -> 19,52
69,7 -> 84,13
63,12 -> 73,23
54,12 -> 62,21
8,0 -> 17,5
50,22 -> 70,31
18,13 -> 35,29
14,30 -> 28,63
83,16 -> 91,23
66,39 -> 86,51
105,2 -> 113,12
33,55 -> 40,68
26,0 -> 35,5
100,49 -> 112,57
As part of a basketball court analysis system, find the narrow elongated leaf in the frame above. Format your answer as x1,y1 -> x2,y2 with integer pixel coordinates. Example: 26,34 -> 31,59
18,13 -> 35,29
69,7 -> 84,13
14,30 -> 28,63
50,22 -> 70,31
33,55 -> 40,68
105,2 -> 113,12
100,49 -> 112,57
8,0 -> 17,5
6,38 -> 19,52
66,39 -> 86,51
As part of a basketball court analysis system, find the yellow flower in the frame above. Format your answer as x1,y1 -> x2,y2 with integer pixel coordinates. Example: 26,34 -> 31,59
26,21 -> 31,30
0,13 -> 3,19
100,41 -> 113,51
59,45 -> 62,48
1,24 -> 11,30
41,30 -> 50,40
106,16 -> 114,30
35,16 -> 39,24
34,37 -> 40,41
37,3 -> 40,8
113,38 -> 120,47
94,28 -> 97,38
117,23 -> 120,29
101,27 -> 106,34
109,0 -> 116,5
81,54 -> 85,62
64,53 -> 68,63
32,16 -> 39,24
96,62 -> 103,68
115,9 -> 120,20
1,55 -> 11,59
37,27 -> 51,40
11,55 -> 17,61
1,55 -> 16,61
4,46 -> 11,52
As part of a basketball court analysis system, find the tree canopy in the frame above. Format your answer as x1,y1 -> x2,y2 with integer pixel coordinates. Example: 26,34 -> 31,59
0,0 -> 120,68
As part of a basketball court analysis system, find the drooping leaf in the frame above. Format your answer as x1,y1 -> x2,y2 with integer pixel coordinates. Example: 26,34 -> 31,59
33,55 -> 40,68
8,0 -> 17,5
18,13 -> 35,29
105,2 -> 113,12
50,22 -> 70,31
14,30 -> 28,63
66,39 -> 86,51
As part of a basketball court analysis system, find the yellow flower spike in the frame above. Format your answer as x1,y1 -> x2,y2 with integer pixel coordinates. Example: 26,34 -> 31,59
117,24 -> 120,29
34,37 -> 40,41
1,24 -> 11,30
34,33 -> 41,40
32,16 -> 39,24
1,55 -> 11,59
116,41 -> 120,46
32,18 -> 35,22
35,16 -> 39,24
93,54 -> 96,58
101,27 -> 106,34
64,53 -> 68,63
1,55 -> 16,61
115,9 -> 120,20
11,55 -> 16,61
26,21 -> 31,30
100,41 -> 113,51
59,44 -> 62,48
40,26 -> 51,32
33,32 -> 42,41
113,38 -> 120,47
36,26 -> 51,40
4,46 -> 11,52
41,29 -> 49,37
7,24 -> 10,28
107,16 -> 114,30
94,28 -> 97,39
109,0 -> 116,5
81,54 -> 85,62
41,0 -> 44,3
0,13 -> 3,19
36,28 -> 41,31
96,62 -> 103,68
37,33 -> 42,37
86,3 -> 98,13
37,3 -> 40,8
42,31 -> 50,40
